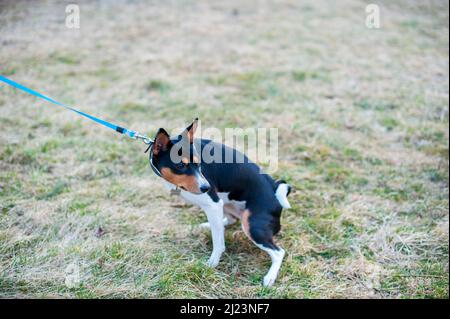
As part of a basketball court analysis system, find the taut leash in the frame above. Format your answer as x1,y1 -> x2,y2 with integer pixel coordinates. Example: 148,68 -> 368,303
0,75 -> 153,145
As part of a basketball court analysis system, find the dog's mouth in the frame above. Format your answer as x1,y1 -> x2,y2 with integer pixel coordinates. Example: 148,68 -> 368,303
179,186 -> 203,194
178,185 -> 210,195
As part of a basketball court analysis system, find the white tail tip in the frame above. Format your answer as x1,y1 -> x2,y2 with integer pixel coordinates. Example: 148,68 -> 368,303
275,183 -> 291,209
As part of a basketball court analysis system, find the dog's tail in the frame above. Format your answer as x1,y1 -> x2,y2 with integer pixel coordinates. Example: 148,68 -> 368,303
274,180 -> 292,209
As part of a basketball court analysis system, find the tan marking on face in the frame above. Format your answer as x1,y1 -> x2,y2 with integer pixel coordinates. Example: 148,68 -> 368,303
182,157 -> 189,164
241,209 -> 252,238
161,167 -> 200,193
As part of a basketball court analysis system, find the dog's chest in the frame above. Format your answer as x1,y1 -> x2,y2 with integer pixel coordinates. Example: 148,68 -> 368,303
162,180 -> 246,209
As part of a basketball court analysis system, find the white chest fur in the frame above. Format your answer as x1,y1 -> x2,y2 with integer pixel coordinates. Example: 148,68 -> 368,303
162,180 -> 246,209
163,180 -> 217,208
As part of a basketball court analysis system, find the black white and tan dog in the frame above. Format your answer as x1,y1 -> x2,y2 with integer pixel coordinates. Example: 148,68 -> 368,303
149,119 -> 291,286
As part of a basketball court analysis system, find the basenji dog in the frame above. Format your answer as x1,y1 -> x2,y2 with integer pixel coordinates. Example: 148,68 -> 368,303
148,119 -> 291,286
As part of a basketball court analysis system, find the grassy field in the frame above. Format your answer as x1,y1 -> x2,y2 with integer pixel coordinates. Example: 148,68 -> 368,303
0,0 -> 448,298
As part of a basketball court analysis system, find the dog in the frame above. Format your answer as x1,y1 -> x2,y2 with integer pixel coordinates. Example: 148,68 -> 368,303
148,119 -> 291,286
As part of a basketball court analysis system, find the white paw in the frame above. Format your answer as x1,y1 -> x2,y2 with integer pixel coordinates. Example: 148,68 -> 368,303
263,274 -> 277,287
206,248 -> 224,268
206,255 -> 220,268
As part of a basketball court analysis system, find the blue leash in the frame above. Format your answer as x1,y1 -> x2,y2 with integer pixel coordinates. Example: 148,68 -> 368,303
0,75 -> 153,145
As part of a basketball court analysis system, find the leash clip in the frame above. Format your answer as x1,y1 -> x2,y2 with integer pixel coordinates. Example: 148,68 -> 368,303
133,132 -> 153,145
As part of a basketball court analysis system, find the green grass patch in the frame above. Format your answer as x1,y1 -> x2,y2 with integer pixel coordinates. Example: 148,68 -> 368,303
291,70 -> 330,82
379,117 -> 400,131
36,180 -> 69,200
146,79 -> 172,93
355,99 -> 398,111
50,53 -> 81,65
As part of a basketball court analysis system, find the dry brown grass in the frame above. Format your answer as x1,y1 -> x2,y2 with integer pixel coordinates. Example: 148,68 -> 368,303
0,0 -> 448,298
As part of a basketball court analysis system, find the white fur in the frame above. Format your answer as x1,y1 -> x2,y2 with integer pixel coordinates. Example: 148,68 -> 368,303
162,180 -> 177,191
256,244 -> 285,287
218,192 -> 246,210
275,183 -> 291,209
202,199 -> 225,267
199,216 -> 236,228
164,180 -> 225,267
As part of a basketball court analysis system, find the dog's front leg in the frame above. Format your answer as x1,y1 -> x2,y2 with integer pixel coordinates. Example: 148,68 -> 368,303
201,200 -> 225,268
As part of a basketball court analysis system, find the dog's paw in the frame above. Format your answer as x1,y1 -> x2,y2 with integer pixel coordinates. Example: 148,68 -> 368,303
206,249 -> 224,268
262,274 -> 277,287
206,256 -> 220,268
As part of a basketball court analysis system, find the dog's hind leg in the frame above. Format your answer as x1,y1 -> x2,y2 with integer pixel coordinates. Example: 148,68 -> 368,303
198,217 -> 230,229
199,204 -> 239,229
241,209 -> 285,287
256,243 -> 285,287
223,203 -> 240,226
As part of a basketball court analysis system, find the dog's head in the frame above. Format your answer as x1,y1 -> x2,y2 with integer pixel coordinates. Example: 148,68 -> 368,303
150,118 -> 211,194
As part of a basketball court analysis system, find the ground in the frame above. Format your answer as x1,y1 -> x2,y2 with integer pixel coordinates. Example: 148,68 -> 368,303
0,0 -> 448,298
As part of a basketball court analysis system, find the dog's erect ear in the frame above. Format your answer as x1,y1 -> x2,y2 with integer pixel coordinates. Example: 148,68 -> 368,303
183,118 -> 199,144
153,128 -> 171,156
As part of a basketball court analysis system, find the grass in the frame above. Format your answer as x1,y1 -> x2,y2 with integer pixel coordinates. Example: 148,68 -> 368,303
0,0 -> 448,298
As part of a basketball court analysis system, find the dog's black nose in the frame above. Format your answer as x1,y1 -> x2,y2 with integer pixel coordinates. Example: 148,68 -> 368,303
200,185 -> 210,193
